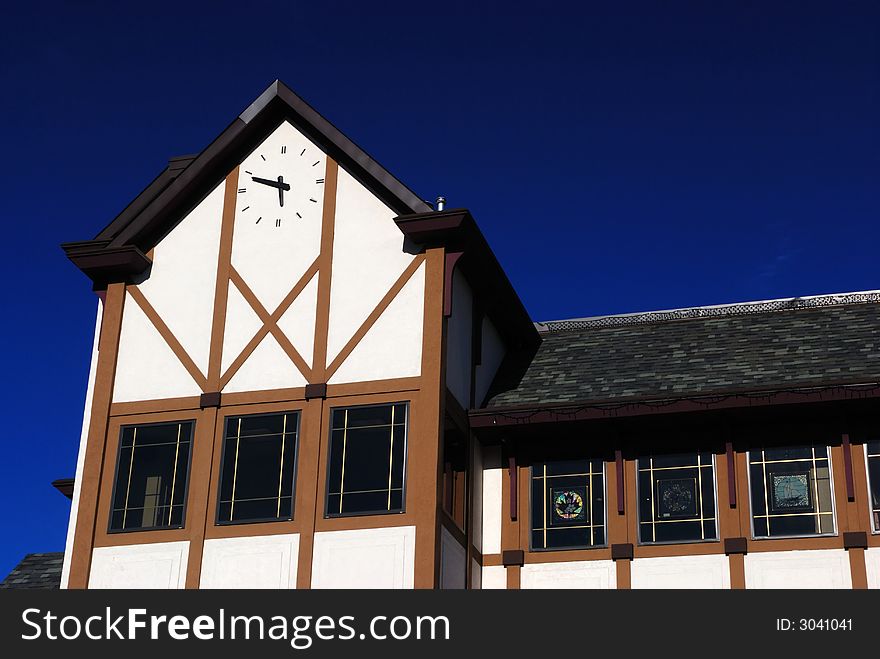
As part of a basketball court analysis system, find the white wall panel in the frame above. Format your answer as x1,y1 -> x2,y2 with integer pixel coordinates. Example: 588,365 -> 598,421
631,554 -> 730,589
744,549 -> 852,589
231,122 -> 325,312
445,269 -> 473,409
113,293 -> 202,402
89,542 -> 189,589
481,565 -> 507,589
220,282 -> 264,373
223,333 -> 308,393
200,534 -> 299,589
865,547 -> 880,589
61,301 -> 102,588
327,167 -> 414,365
327,263 -> 423,384
521,560 -> 616,589
311,526 -> 415,589
277,270 -> 319,370
482,447 -> 503,556
136,181 -> 224,375
440,527 -> 467,589
474,317 -> 505,408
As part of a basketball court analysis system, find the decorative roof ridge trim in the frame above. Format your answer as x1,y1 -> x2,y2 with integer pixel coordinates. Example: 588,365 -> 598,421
535,290 -> 880,333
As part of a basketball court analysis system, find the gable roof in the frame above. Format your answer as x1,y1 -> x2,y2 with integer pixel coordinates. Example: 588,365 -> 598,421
0,553 -> 63,589
481,291 -> 880,414
62,79 -> 431,287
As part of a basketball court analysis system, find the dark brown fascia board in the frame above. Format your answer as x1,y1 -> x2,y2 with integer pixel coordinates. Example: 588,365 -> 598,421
76,79 -> 429,258
469,382 -> 880,428
60,242 -> 152,289
51,478 -> 75,500
394,208 -> 540,352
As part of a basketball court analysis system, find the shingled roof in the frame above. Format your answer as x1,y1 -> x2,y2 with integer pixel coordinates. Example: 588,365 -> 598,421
0,553 -> 63,589
485,292 -> 880,409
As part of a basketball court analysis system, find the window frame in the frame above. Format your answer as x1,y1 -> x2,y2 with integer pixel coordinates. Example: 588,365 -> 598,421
528,458 -> 608,552
635,451 -> 720,546
865,442 -> 880,534
746,444 -> 838,541
214,409 -> 302,527
107,418 -> 196,534
323,401 -> 410,519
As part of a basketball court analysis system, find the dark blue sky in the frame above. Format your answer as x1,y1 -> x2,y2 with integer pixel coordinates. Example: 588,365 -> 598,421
0,1 -> 877,578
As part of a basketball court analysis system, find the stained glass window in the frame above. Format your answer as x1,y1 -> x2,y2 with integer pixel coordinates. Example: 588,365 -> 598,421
217,411 -> 299,524
866,441 -> 880,533
325,403 -> 408,517
531,459 -> 605,550
749,445 -> 835,538
637,451 -> 717,544
109,421 -> 194,532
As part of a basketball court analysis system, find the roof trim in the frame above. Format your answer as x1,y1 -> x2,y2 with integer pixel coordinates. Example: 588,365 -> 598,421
64,79 -> 431,286
395,208 -> 540,351
538,290 -> 880,333
470,381 -> 880,428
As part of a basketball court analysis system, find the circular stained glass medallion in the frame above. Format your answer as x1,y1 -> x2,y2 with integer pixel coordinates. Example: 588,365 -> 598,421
553,489 -> 584,520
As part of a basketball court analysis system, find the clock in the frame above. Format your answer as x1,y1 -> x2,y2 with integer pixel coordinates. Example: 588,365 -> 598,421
236,131 -> 326,228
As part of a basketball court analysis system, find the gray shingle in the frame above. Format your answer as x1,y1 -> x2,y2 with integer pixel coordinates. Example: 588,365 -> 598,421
487,303 -> 880,408
0,553 -> 63,589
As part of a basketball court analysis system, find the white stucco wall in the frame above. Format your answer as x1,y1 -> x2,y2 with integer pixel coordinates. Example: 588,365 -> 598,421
481,446 -> 503,556
200,534 -> 300,589
481,565 -> 507,589
60,300 -> 103,589
474,317 -> 505,408
89,541 -> 189,589
631,554 -> 730,589
445,269 -> 473,409
439,526 -> 467,589
311,526 -> 415,589
744,549 -> 853,589
865,546 -> 880,589
326,167 -> 417,368
520,560 -> 617,589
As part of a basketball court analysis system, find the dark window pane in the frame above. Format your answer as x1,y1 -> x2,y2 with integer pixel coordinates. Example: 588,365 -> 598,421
763,446 -> 813,462
531,459 -> 605,550
109,421 -> 193,532
217,412 -> 299,524
636,452 -> 718,543
325,403 -> 408,517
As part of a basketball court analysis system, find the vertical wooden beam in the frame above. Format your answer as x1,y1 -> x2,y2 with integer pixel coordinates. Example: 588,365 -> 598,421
725,441 -> 737,508
311,158 -> 338,380
206,168 -> 239,391
842,433 -> 855,501
295,397 -> 326,589
729,554 -> 746,590
184,406 -> 219,587
508,453 -> 518,521
615,449 -> 625,515
67,283 -> 126,588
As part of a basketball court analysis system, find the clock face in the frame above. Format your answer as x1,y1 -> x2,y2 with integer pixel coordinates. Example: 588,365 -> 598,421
236,135 -> 326,229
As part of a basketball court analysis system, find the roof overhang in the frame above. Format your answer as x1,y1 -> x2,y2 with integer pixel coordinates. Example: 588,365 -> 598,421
63,79 -> 431,288
469,382 -> 880,428
395,208 -> 540,352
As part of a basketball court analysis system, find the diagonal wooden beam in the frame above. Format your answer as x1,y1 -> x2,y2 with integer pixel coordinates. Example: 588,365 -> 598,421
227,267 -> 313,382
324,255 -> 426,381
218,258 -> 319,388
127,286 -> 208,391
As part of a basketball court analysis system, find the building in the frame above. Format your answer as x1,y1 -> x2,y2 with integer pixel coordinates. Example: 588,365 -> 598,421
8,80 -> 880,589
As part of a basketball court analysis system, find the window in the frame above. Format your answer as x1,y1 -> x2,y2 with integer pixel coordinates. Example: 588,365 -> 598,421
637,451 -> 718,544
531,458 -> 605,550
867,440 -> 880,533
109,421 -> 193,532
217,411 -> 300,524
325,402 -> 408,517
749,445 -> 835,538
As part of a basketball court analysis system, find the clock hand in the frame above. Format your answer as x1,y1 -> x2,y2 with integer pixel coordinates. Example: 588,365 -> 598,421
251,175 -> 291,191
278,175 -> 284,207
